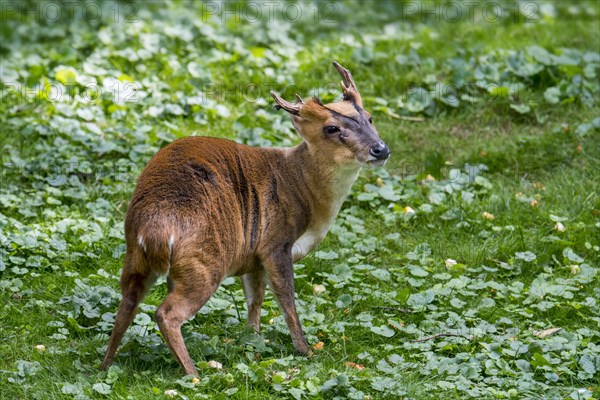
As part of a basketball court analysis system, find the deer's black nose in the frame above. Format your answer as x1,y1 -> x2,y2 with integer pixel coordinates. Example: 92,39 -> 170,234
369,142 -> 390,160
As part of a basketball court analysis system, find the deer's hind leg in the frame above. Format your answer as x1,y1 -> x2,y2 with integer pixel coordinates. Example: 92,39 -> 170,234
155,258 -> 222,376
101,252 -> 157,370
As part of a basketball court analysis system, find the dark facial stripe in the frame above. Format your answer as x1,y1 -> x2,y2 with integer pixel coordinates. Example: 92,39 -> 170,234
324,107 -> 360,125
351,100 -> 363,114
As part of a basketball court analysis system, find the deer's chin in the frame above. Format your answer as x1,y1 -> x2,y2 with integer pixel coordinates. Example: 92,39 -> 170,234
366,159 -> 388,168
356,156 -> 388,168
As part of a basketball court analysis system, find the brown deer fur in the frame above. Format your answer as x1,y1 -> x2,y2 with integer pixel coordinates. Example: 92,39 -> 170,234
100,62 -> 389,375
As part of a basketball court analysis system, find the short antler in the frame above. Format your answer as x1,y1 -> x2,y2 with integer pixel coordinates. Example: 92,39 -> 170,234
332,61 -> 363,107
271,91 -> 303,115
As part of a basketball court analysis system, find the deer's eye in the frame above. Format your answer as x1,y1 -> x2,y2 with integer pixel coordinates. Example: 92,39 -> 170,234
368,117 -> 373,124
324,126 -> 340,135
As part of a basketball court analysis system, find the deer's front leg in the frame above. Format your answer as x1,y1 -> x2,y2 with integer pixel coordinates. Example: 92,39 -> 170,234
262,251 -> 312,355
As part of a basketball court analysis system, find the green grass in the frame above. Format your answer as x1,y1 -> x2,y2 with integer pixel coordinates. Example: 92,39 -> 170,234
1,1 -> 599,399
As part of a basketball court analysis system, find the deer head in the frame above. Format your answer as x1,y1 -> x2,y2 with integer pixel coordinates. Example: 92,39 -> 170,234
271,61 -> 389,167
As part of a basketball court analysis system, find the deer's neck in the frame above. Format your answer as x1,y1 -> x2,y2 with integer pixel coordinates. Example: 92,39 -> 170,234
284,142 -> 361,260
288,142 -> 360,212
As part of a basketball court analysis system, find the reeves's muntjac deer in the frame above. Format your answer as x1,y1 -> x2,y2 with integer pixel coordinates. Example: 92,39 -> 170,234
100,62 -> 390,375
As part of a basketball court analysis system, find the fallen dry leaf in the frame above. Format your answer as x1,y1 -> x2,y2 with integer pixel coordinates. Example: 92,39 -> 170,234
532,182 -> 545,190
533,327 -> 562,338
568,265 -> 581,275
313,341 -> 324,350
482,212 -> 495,220
313,284 -> 326,295
207,360 -> 223,369
346,362 -> 365,371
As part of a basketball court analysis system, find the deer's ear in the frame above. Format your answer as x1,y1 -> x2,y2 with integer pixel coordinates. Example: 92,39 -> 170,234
271,91 -> 303,116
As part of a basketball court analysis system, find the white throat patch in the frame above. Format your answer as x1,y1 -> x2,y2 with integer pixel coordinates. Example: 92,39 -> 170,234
292,166 -> 360,261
